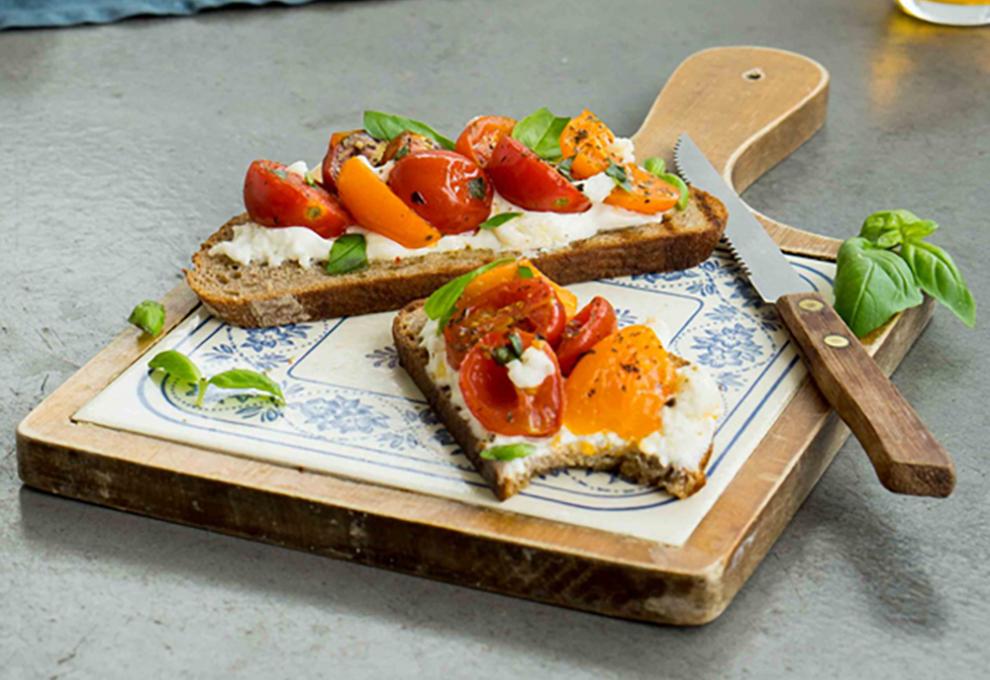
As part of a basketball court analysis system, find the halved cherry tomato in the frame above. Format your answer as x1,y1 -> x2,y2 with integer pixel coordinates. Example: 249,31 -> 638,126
444,277 -> 566,369
559,109 -> 619,180
461,259 -> 578,319
460,331 -> 564,437
455,115 -> 517,167
563,325 -> 680,440
603,164 -> 679,214
387,150 -> 493,234
381,131 -> 440,163
486,136 -> 591,213
243,160 -> 353,238
555,297 -> 619,375
321,130 -> 386,192
336,156 -> 442,248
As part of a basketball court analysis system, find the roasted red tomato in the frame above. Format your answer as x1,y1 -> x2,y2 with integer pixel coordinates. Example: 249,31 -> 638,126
555,296 -> 619,375
455,115 -> 517,167
460,331 -> 564,437
386,150 -> 493,234
444,277 -> 567,368
243,160 -> 352,238
320,130 -> 386,192
485,136 -> 591,213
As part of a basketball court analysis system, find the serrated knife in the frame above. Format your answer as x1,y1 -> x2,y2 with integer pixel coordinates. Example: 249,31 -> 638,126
674,133 -> 955,497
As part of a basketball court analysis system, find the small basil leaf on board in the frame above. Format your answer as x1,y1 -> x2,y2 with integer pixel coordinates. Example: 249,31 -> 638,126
479,443 -> 536,461
148,350 -> 206,404
326,234 -> 368,275
833,237 -> 924,337
512,107 -> 570,160
605,162 -> 632,191
424,258 -> 515,331
128,300 -> 166,337
643,158 -> 689,210
207,369 -> 286,405
478,212 -> 522,230
900,240 -> 976,327
362,111 -> 455,150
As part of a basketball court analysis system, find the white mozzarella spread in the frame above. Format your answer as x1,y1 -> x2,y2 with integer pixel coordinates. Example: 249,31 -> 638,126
209,138 -> 668,267
420,318 -> 723,477
505,347 -> 556,389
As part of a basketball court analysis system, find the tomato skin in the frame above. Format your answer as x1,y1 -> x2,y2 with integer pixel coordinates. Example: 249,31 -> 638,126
321,130 -> 386,192
556,297 -> 619,375
243,160 -> 352,238
387,150 -> 493,234
460,331 -> 564,437
455,115 -> 517,167
486,136 -> 591,213
444,277 -> 566,369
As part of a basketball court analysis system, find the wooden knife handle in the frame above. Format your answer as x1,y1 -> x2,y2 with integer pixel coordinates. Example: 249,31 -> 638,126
776,292 -> 955,497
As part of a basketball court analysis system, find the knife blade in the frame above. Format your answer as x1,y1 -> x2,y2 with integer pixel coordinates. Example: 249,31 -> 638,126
673,133 -> 955,498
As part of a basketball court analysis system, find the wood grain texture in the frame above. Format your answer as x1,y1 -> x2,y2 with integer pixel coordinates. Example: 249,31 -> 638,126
777,292 -> 954,497
16,47 -> 936,625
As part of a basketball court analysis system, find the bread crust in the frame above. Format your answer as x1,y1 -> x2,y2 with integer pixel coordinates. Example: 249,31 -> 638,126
392,300 -> 711,501
186,188 -> 727,327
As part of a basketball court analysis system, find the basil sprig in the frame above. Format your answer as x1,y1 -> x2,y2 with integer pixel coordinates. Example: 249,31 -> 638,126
512,107 -> 570,161
644,157 -> 689,211
326,233 -> 368,275
148,350 -> 285,407
479,443 -> 536,461
424,258 -> 515,331
834,210 -> 975,337
363,111 -> 455,150
605,162 -> 632,192
478,212 -> 522,230
128,300 -> 166,337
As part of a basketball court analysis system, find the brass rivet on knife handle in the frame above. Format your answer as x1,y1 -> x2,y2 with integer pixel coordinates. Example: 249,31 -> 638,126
776,292 -> 956,497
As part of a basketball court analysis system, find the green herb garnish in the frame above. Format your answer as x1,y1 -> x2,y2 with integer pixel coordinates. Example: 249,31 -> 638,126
208,369 -> 285,405
512,107 -> 570,161
517,265 -> 534,279
325,234 -> 368,275
478,212 -> 522,230
643,156 -> 689,210
468,176 -> 488,200
149,350 -> 207,405
605,162 -> 632,192
480,443 -> 536,461
363,111 -> 455,150
557,156 -> 575,181
393,144 -> 411,160
833,211 -> 975,337
492,346 -> 515,365
128,300 -> 166,337
508,331 -> 524,358
424,258 -> 515,331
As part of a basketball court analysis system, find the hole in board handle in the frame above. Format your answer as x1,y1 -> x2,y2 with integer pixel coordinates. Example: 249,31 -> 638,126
743,68 -> 765,82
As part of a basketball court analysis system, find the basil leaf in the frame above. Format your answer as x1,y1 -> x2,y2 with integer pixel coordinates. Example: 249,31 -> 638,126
128,300 -> 165,337
508,331 -> 524,358
468,176 -> 487,200
512,107 -> 570,160
605,162 -> 632,192
860,209 -> 928,248
492,346 -> 514,365
478,212 -> 522,230
833,237 -> 924,337
207,369 -> 286,405
900,240 -> 976,327
149,350 -> 206,404
326,234 -> 368,275
362,110 -> 455,150
517,265 -> 534,279
424,258 -> 515,331
480,443 -> 536,461
902,219 -> 938,241
643,157 -> 666,175
557,156 -> 574,181
643,159 -> 690,211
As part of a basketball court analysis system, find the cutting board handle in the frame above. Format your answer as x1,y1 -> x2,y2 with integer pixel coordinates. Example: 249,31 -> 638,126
632,46 -> 836,258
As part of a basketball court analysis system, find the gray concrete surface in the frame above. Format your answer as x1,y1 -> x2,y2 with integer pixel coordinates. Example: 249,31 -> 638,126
1,0 -> 988,677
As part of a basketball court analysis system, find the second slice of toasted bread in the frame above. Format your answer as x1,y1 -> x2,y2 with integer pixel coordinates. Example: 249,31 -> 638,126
186,188 -> 726,327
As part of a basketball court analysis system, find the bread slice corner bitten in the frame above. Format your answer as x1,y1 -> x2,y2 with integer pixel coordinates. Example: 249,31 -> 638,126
185,187 -> 727,328
392,300 -> 712,501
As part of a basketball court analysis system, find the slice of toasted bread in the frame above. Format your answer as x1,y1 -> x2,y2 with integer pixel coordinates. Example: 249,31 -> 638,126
185,188 -> 726,327
392,300 -> 712,501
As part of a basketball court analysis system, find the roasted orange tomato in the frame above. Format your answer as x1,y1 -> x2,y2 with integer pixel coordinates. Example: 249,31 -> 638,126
455,115 -> 517,167
563,325 -> 680,440
603,164 -> 680,214
387,150 -> 493,234
445,276 -> 566,369
460,331 -> 564,437
461,259 -> 578,318
243,160 -> 353,238
555,297 -> 618,376
559,109 -> 619,180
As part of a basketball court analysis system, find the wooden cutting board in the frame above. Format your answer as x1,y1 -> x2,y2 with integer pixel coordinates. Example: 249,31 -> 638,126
16,47 -> 935,625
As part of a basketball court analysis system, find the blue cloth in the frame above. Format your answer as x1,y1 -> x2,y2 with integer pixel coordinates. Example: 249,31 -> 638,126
0,0 -> 317,29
